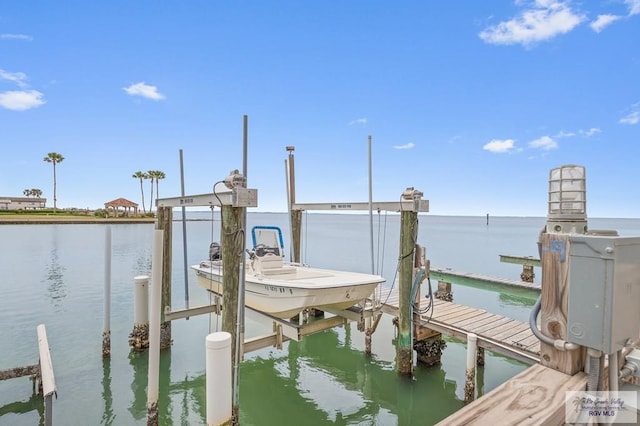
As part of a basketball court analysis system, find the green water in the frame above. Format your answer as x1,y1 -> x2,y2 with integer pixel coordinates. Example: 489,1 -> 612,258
9,213 -> 623,424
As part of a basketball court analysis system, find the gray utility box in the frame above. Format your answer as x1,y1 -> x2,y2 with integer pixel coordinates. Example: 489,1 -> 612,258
567,235 -> 640,354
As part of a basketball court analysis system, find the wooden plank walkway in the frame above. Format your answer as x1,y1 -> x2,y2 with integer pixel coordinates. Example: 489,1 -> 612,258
378,288 -> 541,364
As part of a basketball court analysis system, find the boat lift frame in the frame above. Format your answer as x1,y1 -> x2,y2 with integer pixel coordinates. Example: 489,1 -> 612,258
155,186 -> 428,355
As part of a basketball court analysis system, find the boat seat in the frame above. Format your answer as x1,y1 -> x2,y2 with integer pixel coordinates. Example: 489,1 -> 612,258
258,253 -> 284,270
253,245 -> 296,275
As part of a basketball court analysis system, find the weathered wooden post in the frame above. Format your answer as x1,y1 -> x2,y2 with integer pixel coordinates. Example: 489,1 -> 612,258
434,280 -> 453,302
397,188 -> 422,376
539,165 -> 588,374
156,207 -> 173,349
539,233 -> 585,374
286,146 -> 303,264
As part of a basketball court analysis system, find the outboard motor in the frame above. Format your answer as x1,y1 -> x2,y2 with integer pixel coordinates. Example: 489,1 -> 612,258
209,242 -> 222,261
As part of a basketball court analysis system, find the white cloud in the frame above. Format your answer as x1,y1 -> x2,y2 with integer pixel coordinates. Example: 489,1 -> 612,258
590,14 -> 621,32
479,0 -> 586,47
393,142 -> 415,150
0,68 -> 28,87
620,111 -> 640,125
483,139 -> 515,153
580,127 -> 601,136
620,103 -> 640,124
0,33 -> 33,41
0,90 -> 45,111
626,0 -> 640,16
123,82 -> 165,100
529,135 -> 558,150
555,130 -> 575,138
348,118 -> 367,125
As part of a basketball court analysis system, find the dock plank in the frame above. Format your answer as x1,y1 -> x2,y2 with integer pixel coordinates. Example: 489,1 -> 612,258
435,364 -> 587,425
379,287 -> 540,363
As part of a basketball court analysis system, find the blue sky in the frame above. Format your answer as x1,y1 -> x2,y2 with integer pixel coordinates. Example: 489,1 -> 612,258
1,1 -> 638,217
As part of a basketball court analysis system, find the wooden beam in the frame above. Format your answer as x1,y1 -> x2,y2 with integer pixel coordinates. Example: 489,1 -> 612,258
499,255 -> 541,267
164,303 -> 220,321
0,364 -> 39,381
291,199 -> 429,213
436,364 -> 587,425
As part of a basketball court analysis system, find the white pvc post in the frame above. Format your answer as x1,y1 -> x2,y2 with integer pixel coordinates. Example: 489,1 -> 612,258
103,226 -> 112,357
464,333 -> 478,403
134,275 -> 149,326
147,230 -> 164,423
206,332 -> 232,426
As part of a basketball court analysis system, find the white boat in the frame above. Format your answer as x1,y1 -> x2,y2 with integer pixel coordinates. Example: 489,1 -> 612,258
192,226 -> 385,319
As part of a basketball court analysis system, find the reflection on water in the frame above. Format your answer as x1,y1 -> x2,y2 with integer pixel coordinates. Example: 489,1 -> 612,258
239,327 -> 461,425
44,234 -> 66,309
128,350 -> 175,425
0,392 -> 43,425
101,358 -> 114,426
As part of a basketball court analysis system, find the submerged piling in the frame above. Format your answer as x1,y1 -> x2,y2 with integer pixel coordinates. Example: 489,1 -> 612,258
147,230 -> 163,425
103,226 -> 112,357
464,333 -> 478,403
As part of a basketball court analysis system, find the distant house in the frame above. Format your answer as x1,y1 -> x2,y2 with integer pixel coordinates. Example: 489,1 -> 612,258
104,198 -> 139,217
0,196 -> 47,210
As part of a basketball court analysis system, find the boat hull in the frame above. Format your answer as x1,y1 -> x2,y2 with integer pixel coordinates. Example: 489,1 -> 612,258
192,261 -> 384,319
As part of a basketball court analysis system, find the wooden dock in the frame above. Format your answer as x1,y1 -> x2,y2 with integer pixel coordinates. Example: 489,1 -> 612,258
379,288 -> 540,364
430,268 -> 541,294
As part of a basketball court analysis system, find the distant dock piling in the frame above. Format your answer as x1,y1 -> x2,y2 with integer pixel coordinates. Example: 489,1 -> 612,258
103,226 -> 112,357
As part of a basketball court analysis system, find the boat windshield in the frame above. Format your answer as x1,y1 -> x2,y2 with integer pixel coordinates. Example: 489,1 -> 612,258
251,226 -> 284,257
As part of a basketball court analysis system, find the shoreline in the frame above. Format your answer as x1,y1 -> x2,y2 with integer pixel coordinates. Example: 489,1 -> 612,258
0,216 -> 157,224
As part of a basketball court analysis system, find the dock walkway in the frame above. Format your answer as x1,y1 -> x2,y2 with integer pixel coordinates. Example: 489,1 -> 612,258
378,288 -> 540,363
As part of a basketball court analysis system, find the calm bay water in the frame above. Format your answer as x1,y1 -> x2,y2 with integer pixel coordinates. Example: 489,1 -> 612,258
1,213 -> 639,425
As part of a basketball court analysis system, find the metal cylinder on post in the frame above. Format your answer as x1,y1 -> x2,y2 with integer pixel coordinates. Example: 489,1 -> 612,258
206,331 -> 232,426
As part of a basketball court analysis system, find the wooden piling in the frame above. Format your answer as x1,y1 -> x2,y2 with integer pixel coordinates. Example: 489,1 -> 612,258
290,210 -> 302,264
539,233 -> 585,374
156,207 -> 173,349
435,280 -> 453,302
221,204 -> 243,390
397,209 -> 417,376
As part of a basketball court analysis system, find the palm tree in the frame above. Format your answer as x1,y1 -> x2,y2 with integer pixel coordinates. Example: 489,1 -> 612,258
132,171 -> 148,214
153,170 -> 165,204
147,170 -> 156,213
31,188 -> 43,198
43,152 -> 64,210
23,189 -> 32,197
